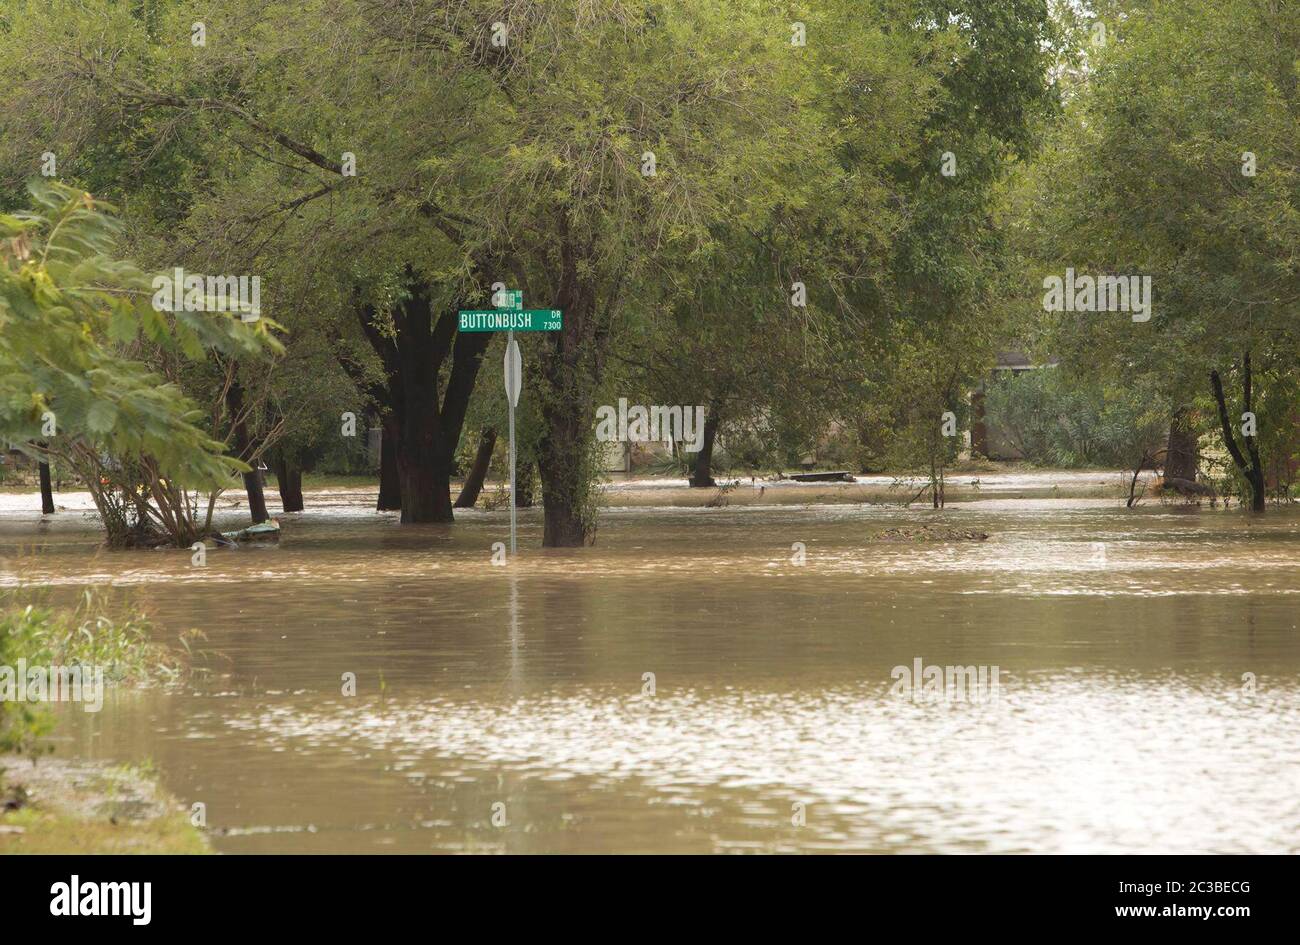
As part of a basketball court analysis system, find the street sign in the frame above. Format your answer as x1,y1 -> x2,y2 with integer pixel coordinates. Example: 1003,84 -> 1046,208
458,309 -> 562,332
493,288 -> 523,311
455,290 -> 562,557
504,336 -> 521,409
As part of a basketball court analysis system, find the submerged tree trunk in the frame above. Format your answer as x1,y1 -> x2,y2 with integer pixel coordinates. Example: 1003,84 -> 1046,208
377,418 -> 402,511
538,394 -> 594,546
395,405 -> 450,523
689,410 -> 719,488
225,378 -> 269,524
534,222 -> 605,547
37,452 -> 55,515
1210,353 -> 1266,512
540,477 -> 590,545
273,455 -> 305,512
455,428 -> 497,509
1127,449 -> 1154,508
357,276 -> 491,524
930,457 -> 945,509
245,470 -> 269,523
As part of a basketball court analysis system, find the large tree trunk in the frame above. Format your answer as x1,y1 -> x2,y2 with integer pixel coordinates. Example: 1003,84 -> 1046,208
540,477 -> 590,544
377,418 -> 401,511
37,452 -> 54,514
535,228 -> 604,547
392,285 -> 450,523
357,275 -> 491,524
225,378 -> 269,524
244,470 -> 269,523
395,398 -> 451,523
436,322 -> 492,516
455,428 -> 497,509
1165,408 -> 1199,482
1249,462 -> 1266,509
689,409 -> 719,487
273,455 -> 305,513
538,395 -> 595,546
1210,353 -> 1266,512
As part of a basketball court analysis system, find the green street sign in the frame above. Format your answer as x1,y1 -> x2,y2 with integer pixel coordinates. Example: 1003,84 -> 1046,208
492,289 -> 523,311
458,309 -> 563,332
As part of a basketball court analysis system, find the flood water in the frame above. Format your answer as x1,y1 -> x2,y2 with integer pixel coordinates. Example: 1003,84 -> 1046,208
3,489 -> 1299,853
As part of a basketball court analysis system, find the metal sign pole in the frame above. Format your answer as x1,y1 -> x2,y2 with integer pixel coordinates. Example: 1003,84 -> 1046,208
466,290 -> 547,556
507,329 -> 517,556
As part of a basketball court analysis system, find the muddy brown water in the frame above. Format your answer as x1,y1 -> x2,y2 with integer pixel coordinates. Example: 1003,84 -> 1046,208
3,489 -> 1299,853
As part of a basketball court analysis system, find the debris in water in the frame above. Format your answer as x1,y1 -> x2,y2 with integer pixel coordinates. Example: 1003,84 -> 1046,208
878,524 -> 989,542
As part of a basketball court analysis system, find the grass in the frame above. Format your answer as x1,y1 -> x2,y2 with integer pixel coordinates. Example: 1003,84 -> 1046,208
2,588 -> 199,688
0,761 -> 210,854
2,587 -> 200,757
1,590 -> 210,853
0,807 -> 210,854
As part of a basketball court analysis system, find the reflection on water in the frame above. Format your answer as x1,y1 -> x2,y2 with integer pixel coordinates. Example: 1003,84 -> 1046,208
6,497 -> 1300,853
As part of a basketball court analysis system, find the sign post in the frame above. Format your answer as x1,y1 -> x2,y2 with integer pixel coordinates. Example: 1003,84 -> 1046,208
459,291 -> 561,556
504,332 -> 521,554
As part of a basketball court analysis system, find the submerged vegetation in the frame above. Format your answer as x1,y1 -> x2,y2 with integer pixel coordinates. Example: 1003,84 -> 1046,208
1,588 -> 198,758
0,180 -> 281,547
0,586 -> 205,847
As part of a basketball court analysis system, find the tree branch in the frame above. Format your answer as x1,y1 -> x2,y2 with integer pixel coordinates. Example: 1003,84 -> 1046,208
1210,368 -> 1251,476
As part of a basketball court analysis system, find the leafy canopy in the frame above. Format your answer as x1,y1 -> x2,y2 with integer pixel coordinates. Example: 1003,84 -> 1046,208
0,180 -> 280,485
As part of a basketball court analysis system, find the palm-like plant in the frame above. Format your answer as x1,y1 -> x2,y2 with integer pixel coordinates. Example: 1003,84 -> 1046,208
0,180 -> 280,544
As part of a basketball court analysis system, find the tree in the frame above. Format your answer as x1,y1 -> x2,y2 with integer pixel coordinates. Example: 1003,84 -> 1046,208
1020,0 -> 1300,510
0,180 -> 278,545
0,0 -> 500,524
0,0 -> 1057,540
444,0 -> 1005,540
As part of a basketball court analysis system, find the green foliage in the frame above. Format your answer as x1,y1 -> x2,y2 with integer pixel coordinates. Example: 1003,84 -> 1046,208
15,0 -> 1286,529
1015,0 -> 1300,482
0,181 -> 280,489
983,368 -> 1167,468
0,587 -> 195,759
619,1 -> 1056,488
872,332 -> 982,502
2,589 -> 192,686
0,606 -> 53,756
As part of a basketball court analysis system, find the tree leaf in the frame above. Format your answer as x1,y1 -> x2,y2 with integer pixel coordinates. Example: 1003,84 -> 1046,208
86,399 -> 119,434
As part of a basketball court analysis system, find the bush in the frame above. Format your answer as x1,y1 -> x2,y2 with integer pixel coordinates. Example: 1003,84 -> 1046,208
982,369 -> 1167,468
